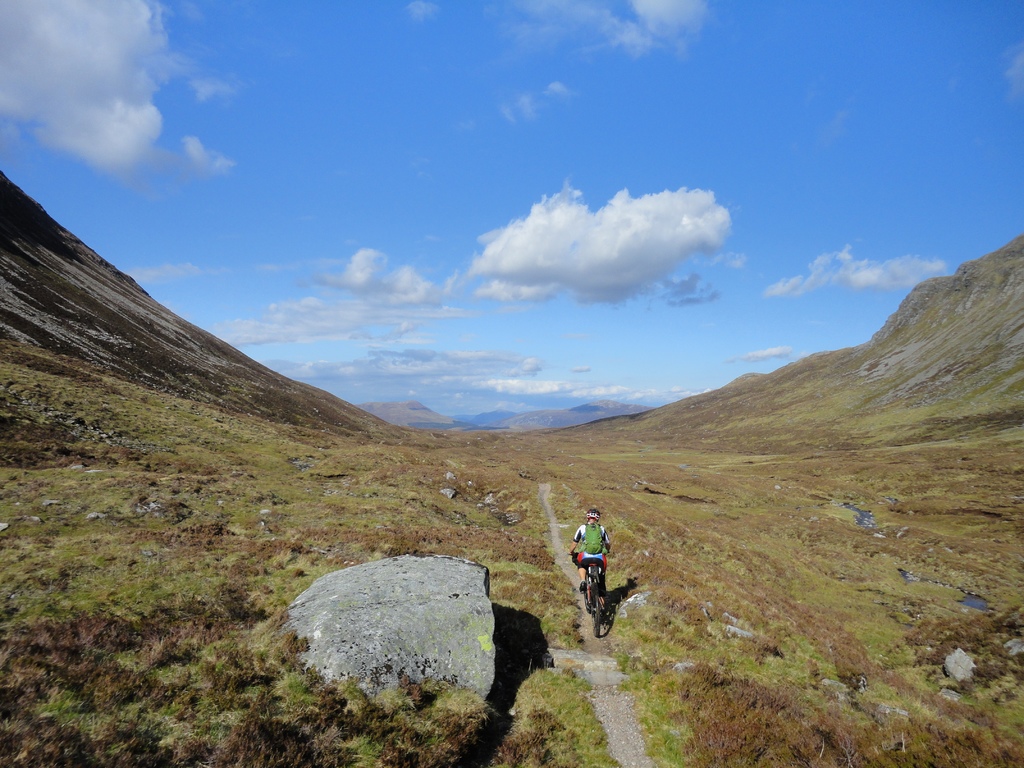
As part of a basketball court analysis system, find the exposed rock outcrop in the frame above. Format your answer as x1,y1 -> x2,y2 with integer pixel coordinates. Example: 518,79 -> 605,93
287,555 -> 495,697
943,647 -> 976,683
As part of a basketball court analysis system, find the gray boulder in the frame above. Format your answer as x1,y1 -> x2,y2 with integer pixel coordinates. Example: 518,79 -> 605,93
287,554 -> 495,697
943,648 -> 976,683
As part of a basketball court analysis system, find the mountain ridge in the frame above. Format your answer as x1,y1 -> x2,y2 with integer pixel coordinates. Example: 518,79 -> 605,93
0,170 -> 395,439
583,233 -> 1024,450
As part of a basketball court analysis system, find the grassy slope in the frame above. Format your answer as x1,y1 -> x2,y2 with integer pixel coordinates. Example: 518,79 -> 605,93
2,341 -> 1023,766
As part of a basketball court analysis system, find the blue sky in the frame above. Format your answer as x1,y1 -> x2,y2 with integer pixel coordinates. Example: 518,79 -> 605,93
2,1 -> 1023,416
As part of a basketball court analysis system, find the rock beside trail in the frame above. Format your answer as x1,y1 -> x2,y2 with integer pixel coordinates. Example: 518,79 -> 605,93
617,591 -> 651,618
943,648 -> 976,683
287,554 -> 495,697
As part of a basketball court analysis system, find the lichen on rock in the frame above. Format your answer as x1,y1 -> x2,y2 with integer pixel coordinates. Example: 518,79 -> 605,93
286,554 -> 495,697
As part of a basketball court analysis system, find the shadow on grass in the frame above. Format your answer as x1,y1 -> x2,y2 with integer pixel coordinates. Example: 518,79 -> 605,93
602,576 -> 639,634
464,602 -> 549,766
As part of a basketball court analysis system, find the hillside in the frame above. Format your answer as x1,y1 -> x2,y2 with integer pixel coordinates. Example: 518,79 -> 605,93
587,234 -> 1024,451
358,400 -> 477,430
493,400 -> 653,430
491,403 -> 651,434
0,171 -> 394,439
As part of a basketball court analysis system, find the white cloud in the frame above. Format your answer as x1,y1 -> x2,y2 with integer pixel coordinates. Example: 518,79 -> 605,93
469,185 -> 730,303
406,2 -> 439,22
482,378 -> 633,399
509,0 -> 708,56
501,93 -> 539,122
764,245 -> 946,297
181,135 -> 234,177
709,251 -> 747,268
0,0 -> 231,179
544,81 -> 572,98
501,80 -> 578,122
728,346 -> 794,363
1007,42 -> 1024,99
190,76 -> 236,103
271,348 -> 548,402
314,248 -> 445,305
268,348 -> 688,413
217,296 -> 472,346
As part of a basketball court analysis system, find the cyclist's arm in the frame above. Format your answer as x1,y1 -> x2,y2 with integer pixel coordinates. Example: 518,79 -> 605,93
568,526 -> 582,554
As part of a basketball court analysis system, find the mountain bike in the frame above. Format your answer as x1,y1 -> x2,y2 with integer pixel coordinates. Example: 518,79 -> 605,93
585,562 -> 604,637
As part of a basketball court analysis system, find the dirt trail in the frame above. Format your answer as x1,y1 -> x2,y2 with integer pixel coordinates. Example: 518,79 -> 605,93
539,483 -> 656,768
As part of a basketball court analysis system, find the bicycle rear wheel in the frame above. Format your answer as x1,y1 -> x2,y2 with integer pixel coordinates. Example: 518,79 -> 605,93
588,566 -> 602,637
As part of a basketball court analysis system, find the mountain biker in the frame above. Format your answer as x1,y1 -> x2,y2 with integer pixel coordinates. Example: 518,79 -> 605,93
568,508 -> 610,596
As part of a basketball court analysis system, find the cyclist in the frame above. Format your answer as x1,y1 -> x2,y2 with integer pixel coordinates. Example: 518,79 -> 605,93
568,507 -> 610,596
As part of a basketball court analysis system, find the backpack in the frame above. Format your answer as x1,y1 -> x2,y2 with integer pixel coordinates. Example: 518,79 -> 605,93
583,522 -> 605,555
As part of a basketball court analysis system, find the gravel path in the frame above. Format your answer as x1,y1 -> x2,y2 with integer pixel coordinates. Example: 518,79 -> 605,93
539,483 -> 657,768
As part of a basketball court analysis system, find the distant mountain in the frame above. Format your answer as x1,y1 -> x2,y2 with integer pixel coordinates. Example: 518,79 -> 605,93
452,410 -> 519,426
492,400 -> 653,430
0,170 -> 395,438
358,401 -> 478,430
359,400 -> 652,430
584,234 -> 1024,450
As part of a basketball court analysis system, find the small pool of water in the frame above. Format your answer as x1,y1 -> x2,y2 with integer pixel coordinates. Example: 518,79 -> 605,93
960,595 -> 988,611
842,503 -> 877,529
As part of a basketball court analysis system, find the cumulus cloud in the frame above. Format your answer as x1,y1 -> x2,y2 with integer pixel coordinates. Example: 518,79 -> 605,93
508,0 -> 708,56
728,346 -> 794,363
0,0 -> 231,179
764,245 -> 946,297
314,248 -> 445,305
469,185 -> 730,303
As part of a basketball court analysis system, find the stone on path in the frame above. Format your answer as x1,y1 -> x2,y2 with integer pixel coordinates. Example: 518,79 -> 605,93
549,649 -> 626,686
287,554 -> 495,697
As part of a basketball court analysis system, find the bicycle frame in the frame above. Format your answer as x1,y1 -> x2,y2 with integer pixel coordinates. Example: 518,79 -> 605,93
585,562 -> 603,637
